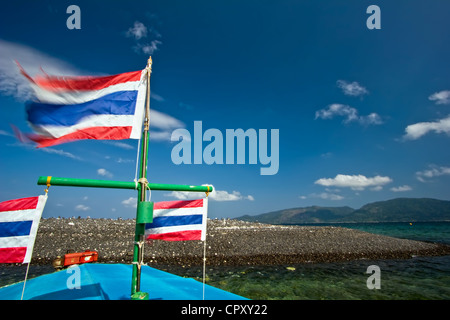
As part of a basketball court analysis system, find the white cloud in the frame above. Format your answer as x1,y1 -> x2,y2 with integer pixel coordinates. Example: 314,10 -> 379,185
0,39 -> 85,101
151,92 -> 165,102
150,109 -> 184,130
360,113 -> 383,125
429,90 -> 450,105
125,21 -> 162,55
416,165 -> 450,182
149,131 -> 172,141
75,204 -> 90,211
149,109 -> 185,142
164,191 -> 198,200
97,168 -> 113,178
165,187 -> 254,202
126,21 -> 148,40
211,190 -> 254,202
117,157 -> 134,164
315,104 -> 383,125
300,192 -> 344,201
390,185 -> 412,192
320,152 -> 333,159
403,115 -> 450,140
316,104 -> 358,121
122,197 -> 138,208
103,141 -> 134,150
134,40 -> 162,55
0,129 -> 13,137
337,80 -> 369,97
40,147 -> 82,160
9,140 -> 83,161
315,174 -> 392,190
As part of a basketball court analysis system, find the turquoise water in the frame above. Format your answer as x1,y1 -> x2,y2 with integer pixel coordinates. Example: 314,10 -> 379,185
174,222 -> 450,300
315,221 -> 450,245
195,255 -> 450,300
1,222 -> 449,299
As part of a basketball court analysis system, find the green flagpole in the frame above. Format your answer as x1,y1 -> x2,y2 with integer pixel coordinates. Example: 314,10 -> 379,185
130,57 -> 153,300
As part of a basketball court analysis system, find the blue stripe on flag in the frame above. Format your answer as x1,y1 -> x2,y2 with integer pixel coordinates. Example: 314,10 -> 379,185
146,215 -> 203,229
26,91 -> 138,126
0,221 -> 33,238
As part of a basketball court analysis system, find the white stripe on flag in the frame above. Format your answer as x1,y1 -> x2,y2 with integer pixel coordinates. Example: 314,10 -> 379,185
30,115 -> 136,138
153,207 -> 208,217
146,224 -> 204,235
0,236 -> 30,249
0,209 -> 40,222
32,81 -> 142,105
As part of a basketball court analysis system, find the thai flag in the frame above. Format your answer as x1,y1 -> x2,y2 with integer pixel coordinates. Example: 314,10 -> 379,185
21,67 -> 146,147
145,198 -> 208,241
0,196 -> 47,264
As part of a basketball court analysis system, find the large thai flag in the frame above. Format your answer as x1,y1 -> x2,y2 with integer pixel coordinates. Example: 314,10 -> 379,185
145,198 -> 208,241
22,68 -> 146,147
0,196 -> 47,264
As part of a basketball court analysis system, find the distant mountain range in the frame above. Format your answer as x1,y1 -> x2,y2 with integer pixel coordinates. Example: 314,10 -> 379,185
236,198 -> 450,224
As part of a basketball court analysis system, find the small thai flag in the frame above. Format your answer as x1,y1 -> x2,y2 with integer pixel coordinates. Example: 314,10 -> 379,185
145,198 -> 208,241
0,196 -> 47,264
20,67 -> 146,147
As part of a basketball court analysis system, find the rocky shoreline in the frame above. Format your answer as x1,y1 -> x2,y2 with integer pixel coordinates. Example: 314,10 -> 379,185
31,218 -> 450,267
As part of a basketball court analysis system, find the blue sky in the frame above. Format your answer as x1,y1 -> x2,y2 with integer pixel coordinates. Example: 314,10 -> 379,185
1,0 -> 449,219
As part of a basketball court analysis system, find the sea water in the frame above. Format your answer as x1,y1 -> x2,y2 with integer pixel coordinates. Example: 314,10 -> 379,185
1,222 -> 449,299
180,222 -> 450,300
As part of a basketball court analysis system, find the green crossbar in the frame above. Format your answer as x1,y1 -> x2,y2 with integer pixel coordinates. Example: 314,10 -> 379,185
37,176 -> 213,193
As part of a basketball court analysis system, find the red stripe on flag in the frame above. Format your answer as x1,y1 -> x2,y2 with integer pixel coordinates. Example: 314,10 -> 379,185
146,230 -> 202,241
34,70 -> 142,92
0,247 -> 27,264
27,126 -> 133,148
0,197 -> 39,213
154,199 -> 204,210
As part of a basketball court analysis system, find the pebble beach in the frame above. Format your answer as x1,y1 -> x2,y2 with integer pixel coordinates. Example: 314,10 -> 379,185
30,218 -> 450,267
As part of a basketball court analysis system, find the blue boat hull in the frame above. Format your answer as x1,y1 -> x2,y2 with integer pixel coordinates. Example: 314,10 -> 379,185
0,263 -> 247,300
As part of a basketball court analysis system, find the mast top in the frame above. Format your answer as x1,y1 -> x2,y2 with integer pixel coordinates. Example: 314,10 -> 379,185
146,57 -> 152,71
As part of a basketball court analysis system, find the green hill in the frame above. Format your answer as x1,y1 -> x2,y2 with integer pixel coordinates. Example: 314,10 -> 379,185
347,198 -> 450,222
238,206 -> 354,224
236,198 -> 450,224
